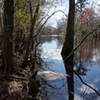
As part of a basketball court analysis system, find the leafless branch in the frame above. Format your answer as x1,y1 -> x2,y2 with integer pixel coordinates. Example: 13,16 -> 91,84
63,24 -> 100,61
74,70 -> 100,96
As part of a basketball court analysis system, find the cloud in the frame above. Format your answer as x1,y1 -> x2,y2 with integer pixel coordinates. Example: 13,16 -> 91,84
48,6 -> 67,20
45,6 -> 67,27
75,94 -> 83,100
92,0 -> 100,4
79,84 -> 96,94
41,48 -> 62,60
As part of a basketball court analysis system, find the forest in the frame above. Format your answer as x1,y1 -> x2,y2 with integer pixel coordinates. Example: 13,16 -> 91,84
0,0 -> 100,100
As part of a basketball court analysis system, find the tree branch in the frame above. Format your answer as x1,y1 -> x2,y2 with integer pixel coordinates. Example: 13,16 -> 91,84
73,70 -> 100,96
63,24 -> 100,61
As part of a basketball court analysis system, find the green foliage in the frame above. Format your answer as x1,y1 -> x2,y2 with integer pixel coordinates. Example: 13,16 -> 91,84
14,0 -> 30,34
14,9 -> 30,32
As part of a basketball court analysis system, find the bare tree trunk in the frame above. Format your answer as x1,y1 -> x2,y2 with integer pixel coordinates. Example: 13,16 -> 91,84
25,0 -> 40,61
3,0 -> 14,74
61,0 -> 75,100
0,14 -> 3,32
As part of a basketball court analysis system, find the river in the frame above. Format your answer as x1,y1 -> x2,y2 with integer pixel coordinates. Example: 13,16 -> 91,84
38,35 -> 100,100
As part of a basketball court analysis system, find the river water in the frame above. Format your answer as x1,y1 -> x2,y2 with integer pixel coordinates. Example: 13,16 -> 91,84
39,35 -> 100,100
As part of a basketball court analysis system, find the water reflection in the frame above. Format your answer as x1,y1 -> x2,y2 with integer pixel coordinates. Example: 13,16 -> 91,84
74,36 -> 100,100
39,35 -> 100,100
39,35 -> 67,100
63,60 -> 74,100
40,35 -> 63,48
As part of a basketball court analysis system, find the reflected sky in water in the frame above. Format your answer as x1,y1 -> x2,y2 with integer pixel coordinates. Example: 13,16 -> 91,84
40,37 -> 67,100
40,36 -> 100,100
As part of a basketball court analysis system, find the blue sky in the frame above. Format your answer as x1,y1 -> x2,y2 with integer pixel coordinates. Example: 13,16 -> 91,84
46,0 -> 100,27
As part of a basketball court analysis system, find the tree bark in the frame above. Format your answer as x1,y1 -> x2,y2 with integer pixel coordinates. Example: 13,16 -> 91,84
61,0 -> 75,100
3,0 -> 14,74
25,0 -> 40,61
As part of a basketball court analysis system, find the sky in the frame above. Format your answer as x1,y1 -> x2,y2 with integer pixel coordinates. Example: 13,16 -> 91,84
46,0 -> 68,27
46,0 -> 100,27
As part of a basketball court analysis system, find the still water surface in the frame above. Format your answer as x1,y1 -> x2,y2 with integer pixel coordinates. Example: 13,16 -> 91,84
39,36 -> 100,100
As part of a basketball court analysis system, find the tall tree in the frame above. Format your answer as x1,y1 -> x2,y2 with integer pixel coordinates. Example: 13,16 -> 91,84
21,0 -> 40,69
61,0 -> 75,100
3,0 -> 14,74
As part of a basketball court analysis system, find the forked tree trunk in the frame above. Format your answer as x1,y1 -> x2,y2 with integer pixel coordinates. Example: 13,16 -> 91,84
61,0 -> 75,100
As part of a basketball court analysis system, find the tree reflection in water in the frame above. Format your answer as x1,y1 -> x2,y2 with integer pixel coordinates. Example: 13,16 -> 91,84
74,34 -> 100,100
39,34 -> 100,100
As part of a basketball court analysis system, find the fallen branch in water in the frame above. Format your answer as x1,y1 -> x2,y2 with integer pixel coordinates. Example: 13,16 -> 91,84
37,70 -> 70,80
38,69 -> 100,96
